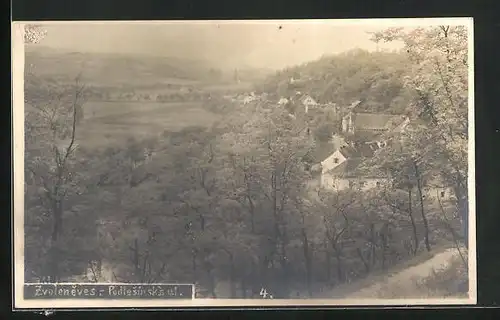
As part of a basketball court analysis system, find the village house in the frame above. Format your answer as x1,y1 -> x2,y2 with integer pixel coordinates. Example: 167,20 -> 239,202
318,142 -> 384,191
340,100 -> 409,136
321,158 -> 387,191
311,102 -> 454,198
300,94 -> 318,114
242,92 -> 258,104
342,111 -> 397,135
319,143 -> 373,174
305,100 -> 411,193
278,97 -> 289,105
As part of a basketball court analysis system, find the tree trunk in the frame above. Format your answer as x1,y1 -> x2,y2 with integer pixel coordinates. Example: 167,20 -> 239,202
48,199 -> 63,282
241,276 -> 247,298
356,247 -> 371,273
132,238 -> 141,281
380,227 -> 388,271
302,227 -> 312,298
369,223 -> 377,267
199,214 -> 205,231
247,194 -> 255,233
332,243 -> 343,282
260,255 -> 269,295
454,182 -> 468,249
229,252 -> 236,298
280,224 -> 290,297
414,162 -> 431,252
191,249 -> 198,285
407,188 -> 419,255
204,261 -> 217,298
324,237 -> 331,283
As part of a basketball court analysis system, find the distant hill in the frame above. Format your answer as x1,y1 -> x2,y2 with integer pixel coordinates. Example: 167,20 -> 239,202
254,49 -> 412,115
25,46 -> 228,88
234,67 -> 275,83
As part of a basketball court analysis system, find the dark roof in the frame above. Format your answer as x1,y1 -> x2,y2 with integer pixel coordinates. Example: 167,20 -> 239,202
326,158 -> 364,176
352,130 -> 384,141
311,142 -> 337,163
337,145 -> 357,158
348,100 -> 362,111
385,115 -> 409,131
339,143 -> 375,158
326,158 -> 385,178
353,113 -> 396,131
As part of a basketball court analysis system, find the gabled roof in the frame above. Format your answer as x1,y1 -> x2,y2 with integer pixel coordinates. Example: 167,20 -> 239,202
300,94 -> 318,105
348,100 -> 362,111
314,141 -> 375,165
337,145 -> 358,158
326,158 -> 364,176
339,143 -> 375,158
385,115 -> 409,131
312,142 -> 337,163
383,116 -> 414,139
352,130 -> 384,141
352,113 -> 396,131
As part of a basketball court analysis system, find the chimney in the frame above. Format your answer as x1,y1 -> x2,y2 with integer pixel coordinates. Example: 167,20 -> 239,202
331,134 -> 346,150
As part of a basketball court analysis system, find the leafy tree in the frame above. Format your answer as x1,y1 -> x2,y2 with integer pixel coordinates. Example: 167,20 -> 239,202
371,25 -> 469,248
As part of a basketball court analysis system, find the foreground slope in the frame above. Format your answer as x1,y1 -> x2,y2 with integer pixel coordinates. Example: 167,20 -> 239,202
314,245 -> 468,299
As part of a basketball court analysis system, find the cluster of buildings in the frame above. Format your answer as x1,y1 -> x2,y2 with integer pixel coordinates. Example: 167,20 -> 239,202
305,99 -> 454,202
228,81 -> 455,202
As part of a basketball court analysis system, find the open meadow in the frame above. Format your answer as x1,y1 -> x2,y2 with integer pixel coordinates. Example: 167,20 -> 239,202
78,101 -> 219,148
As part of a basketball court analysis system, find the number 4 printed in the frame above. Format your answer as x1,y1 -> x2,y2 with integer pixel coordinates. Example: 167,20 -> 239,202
260,288 -> 273,299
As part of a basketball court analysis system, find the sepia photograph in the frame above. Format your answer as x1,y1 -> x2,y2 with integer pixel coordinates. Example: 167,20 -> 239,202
12,18 -> 475,309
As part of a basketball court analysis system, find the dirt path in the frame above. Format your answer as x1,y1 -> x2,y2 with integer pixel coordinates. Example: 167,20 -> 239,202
315,246 -> 466,299
349,248 -> 463,298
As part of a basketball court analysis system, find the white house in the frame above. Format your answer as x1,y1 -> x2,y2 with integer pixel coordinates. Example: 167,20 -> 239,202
320,157 -> 387,192
243,94 -> 257,104
300,95 -> 318,114
278,97 -> 289,105
319,143 -> 377,187
320,149 -> 348,174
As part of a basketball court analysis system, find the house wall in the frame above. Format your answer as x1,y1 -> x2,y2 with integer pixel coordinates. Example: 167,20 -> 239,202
342,116 -> 347,132
320,150 -> 347,173
320,174 -> 350,191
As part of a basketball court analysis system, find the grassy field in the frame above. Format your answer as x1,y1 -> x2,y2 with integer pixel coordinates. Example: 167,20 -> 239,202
198,82 -> 254,92
82,101 -> 195,120
77,101 -> 220,148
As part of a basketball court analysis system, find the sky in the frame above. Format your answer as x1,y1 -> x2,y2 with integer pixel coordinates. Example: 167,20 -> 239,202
36,21 -> 405,70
